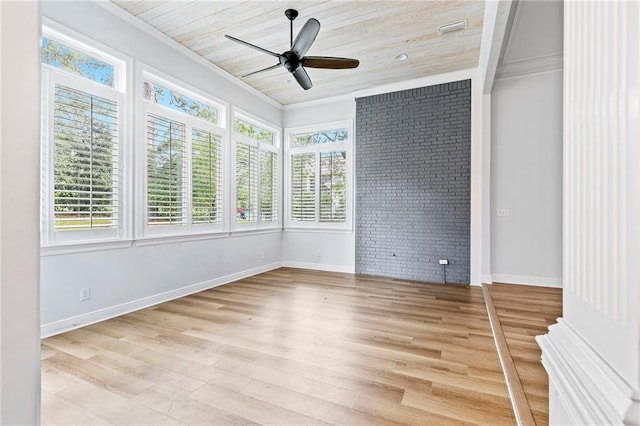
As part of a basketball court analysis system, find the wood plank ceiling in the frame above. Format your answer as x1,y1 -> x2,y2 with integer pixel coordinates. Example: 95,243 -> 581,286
111,1 -> 485,106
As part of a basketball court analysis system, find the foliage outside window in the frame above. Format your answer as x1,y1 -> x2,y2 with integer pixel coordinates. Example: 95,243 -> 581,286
234,117 -> 279,227
40,32 -> 125,245
143,75 -> 225,236
286,125 -> 351,228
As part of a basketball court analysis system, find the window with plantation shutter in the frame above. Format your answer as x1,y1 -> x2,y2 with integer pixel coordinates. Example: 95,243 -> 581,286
260,151 -> 278,221
53,85 -> 119,231
235,143 -> 258,223
285,122 -> 352,229
233,115 -> 280,229
319,151 -> 347,222
142,73 -> 226,237
41,30 -> 126,246
290,153 -> 316,221
192,128 -> 222,224
146,114 -> 187,226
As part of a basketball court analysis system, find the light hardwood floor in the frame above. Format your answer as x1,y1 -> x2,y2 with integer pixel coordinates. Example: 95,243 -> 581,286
42,268 -> 524,425
487,283 -> 562,426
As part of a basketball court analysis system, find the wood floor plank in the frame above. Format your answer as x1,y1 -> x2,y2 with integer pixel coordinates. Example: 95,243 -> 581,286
488,283 -> 562,426
42,268 -> 524,425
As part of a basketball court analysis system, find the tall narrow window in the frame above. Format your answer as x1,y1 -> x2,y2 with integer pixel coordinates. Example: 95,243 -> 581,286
235,143 -> 258,223
53,87 -> 119,231
233,115 -> 280,228
319,151 -> 347,222
286,123 -> 352,229
142,73 -> 225,236
192,128 -> 222,224
146,114 -> 186,226
41,30 -> 126,245
290,153 -> 315,221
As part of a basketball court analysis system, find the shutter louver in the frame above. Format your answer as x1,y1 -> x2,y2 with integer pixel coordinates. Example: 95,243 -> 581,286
236,143 -> 258,223
192,128 -> 222,224
147,113 -> 187,226
320,151 -> 347,222
291,153 -> 316,221
53,85 -> 119,231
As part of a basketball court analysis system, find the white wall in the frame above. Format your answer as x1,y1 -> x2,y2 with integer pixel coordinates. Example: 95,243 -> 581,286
40,2 -> 284,335
282,98 -> 356,272
0,1 -> 41,423
490,70 -> 563,286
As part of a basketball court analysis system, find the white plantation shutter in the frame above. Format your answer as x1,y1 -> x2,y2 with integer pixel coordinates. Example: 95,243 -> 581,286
191,128 -> 222,224
291,153 -> 316,221
260,150 -> 278,222
319,151 -> 347,222
146,113 -> 187,226
236,143 -> 258,223
53,85 -> 119,231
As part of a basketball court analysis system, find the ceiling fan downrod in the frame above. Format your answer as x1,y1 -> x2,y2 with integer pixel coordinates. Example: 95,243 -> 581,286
285,9 -> 298,48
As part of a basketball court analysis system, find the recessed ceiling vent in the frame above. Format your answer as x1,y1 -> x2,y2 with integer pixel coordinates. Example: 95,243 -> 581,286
438,20 -> 468,35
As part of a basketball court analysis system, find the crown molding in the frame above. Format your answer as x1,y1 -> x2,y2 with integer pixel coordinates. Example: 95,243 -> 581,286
283,93 -> 355,110
495,52 -> 563,80
93,0 -> 283,109
353,68 -> 478,99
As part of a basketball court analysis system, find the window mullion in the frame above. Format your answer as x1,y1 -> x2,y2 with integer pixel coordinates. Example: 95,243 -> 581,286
315,147 -> 321,224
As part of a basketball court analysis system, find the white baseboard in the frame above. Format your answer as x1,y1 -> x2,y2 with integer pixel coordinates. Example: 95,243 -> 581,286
481,274 -> 493,284
282,261 -> 354,274
537,319 -> 640,425
41,262 -> 282,338
491,273 -> 563,288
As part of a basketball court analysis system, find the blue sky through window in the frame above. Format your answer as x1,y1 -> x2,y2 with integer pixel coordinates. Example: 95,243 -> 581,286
41,37 -> 115,88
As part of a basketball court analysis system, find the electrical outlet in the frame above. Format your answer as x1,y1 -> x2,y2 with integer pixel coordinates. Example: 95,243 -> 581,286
317,249 -> 322,258
497,208 -> 511,217
80,288 -> 91,301
439,259 -> 449,265
260,251 -> 265,259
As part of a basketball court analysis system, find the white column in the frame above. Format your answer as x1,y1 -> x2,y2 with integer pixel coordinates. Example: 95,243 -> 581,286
537,1 -> 640,424
0,1 -> 41,424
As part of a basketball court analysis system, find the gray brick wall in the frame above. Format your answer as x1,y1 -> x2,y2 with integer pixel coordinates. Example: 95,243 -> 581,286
355,80 -> 471,283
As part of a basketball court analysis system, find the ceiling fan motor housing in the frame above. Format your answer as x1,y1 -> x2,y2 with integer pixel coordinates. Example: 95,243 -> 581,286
280,51 -> 301,72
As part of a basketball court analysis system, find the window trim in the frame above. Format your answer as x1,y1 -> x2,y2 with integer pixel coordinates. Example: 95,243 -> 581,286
284,120 -> 354,231
40,22 -> 132,248
137,65 -> 229,239
231,108 -> 282,231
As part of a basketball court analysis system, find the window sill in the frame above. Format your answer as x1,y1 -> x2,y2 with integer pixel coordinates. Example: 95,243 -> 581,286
41,228 -> 286,255
41,240 -> 134,256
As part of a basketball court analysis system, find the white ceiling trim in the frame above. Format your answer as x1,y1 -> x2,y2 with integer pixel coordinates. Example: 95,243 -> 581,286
495,53 -> 563,80
353,68 -> 478,100
94,0 -> 283,109
283,93 -> 355,110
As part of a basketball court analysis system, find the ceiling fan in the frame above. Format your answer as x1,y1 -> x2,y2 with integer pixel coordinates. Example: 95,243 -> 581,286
225,9 -> 360,91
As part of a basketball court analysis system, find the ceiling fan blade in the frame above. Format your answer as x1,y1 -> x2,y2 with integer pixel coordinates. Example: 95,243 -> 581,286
291,18 -> 320,57
302,56 -> 360,69
292,66 -> 313,90
224,34 -> 280,59
241,63 -> 282,78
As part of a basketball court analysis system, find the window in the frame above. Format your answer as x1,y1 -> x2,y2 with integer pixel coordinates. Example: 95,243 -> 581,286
233,114 -> 280,228
142,72 -> 225,237
285,123 -> 352,229
40,29 -> 127,245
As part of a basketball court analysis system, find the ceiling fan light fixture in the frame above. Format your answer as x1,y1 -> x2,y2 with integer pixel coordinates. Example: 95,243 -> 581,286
438,19 -> 467,35
395,53 -> 409,61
